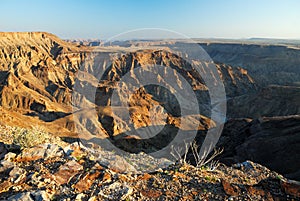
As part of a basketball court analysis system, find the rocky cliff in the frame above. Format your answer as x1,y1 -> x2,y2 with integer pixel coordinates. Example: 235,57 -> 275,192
0,32 -> 255,139
217,115 -> 300,180
200,43 -> 300,87
228,85 -> 300,118
0,32 -> 299,185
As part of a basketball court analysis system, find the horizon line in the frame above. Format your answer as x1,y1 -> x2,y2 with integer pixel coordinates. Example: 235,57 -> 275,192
1,31 -> 300,41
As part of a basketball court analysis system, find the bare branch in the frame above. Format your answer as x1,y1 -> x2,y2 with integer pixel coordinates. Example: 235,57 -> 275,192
171,141 -> 223,169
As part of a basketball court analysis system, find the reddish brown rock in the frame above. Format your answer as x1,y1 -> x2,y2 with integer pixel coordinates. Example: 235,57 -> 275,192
0,181 -> 13,193
281,179 -> 300,198
74,170 -> 101,192
141,189 -> 162,198
100,172 -> 112,184
54,160 -> 83,185
222,180 -> 240,196
16,154 -> 42,162
137,173 -> 152,181
246,186 -> 274,200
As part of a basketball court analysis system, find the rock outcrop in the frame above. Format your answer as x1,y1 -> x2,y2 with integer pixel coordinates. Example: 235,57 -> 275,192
218,115 -> 300,180
0,141 -> 299,200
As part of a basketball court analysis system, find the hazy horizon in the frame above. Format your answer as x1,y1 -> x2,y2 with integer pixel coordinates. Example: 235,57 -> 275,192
3,31 -> 300,41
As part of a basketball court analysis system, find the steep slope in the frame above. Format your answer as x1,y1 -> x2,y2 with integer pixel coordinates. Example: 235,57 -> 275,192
200,43 -> 300,86
0,32 -> 83,116
0,32 -> 300,183
228,85 -> 300,118
0,32 -> 256,141
218,115 -> 300,180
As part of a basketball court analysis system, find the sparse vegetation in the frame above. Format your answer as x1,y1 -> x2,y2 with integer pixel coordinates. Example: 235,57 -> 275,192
171,140 -> 223,170
0,125 -> 61,149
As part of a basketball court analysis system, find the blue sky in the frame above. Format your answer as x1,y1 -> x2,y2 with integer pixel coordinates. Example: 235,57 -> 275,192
0,0 -> 299,39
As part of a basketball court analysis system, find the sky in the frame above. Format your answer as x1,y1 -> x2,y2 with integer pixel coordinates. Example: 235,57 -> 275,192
0,0 -> 300,40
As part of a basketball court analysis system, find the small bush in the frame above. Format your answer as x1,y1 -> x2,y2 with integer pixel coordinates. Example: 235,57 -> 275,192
12,127 -> 53,149
0,125 -> 61,149
171,140 -> 223,170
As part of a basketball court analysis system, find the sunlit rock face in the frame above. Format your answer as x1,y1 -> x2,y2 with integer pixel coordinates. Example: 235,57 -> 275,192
1,32 -> 299,181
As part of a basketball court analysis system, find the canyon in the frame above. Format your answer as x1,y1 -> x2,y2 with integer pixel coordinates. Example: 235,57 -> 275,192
0,32 -> 299,183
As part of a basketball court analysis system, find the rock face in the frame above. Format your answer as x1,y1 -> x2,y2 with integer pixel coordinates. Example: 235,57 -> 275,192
218,115 -> 300,180
200,43 -> 300,86
228,85 -> 300,118
0,32 -> 83,135
201,42 -> 300,181
0,32 -> 255,140
0,32 -> 300,183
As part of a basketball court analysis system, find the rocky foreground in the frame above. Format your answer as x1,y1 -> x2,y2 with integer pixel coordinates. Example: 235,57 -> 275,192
0,139 -> 299,201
